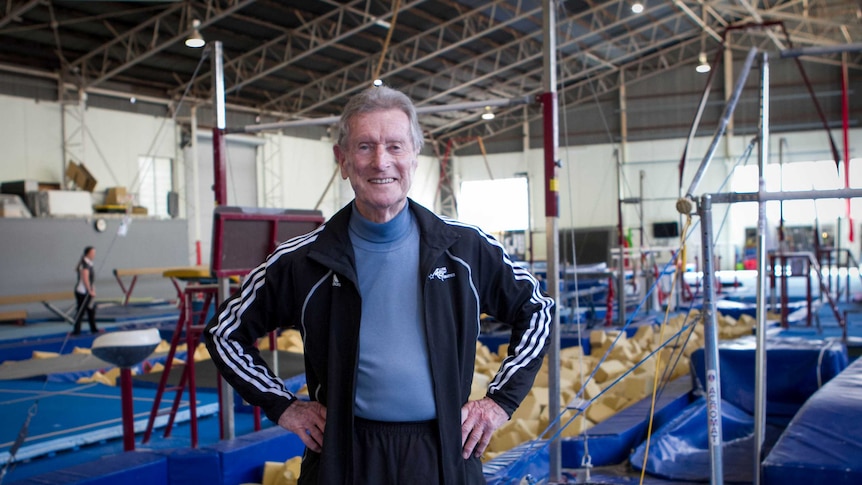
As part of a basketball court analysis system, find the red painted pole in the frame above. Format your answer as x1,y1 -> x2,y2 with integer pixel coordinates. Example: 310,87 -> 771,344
121,368 -> 135,451
541,92 -> 559,219
213,127 -> 228,206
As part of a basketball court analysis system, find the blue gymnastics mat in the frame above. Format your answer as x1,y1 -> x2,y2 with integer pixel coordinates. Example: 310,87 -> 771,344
0,380 -> 218,464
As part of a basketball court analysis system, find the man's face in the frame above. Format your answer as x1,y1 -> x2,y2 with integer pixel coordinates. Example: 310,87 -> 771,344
334,108 -> 418,223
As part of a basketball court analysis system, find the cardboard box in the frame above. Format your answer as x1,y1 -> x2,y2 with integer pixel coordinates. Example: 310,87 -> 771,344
105,187 -> 130,205
131,206 -> 148,215
65,162 -> 97,192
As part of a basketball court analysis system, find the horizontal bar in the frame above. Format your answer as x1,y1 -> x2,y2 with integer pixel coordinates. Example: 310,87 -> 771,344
708,187 -> 862,205
780,43 -> 862,58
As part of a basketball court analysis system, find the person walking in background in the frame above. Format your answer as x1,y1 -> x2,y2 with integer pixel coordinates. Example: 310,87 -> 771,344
71,246 -> 99,335
205,85 -> 554,484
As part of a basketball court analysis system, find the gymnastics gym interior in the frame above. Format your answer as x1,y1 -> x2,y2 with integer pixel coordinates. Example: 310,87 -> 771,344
1,2 -> 861,484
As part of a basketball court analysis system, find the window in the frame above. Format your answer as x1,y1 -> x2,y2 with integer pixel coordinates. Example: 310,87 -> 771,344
137,156 -> 173,217
458,177 -> 529,232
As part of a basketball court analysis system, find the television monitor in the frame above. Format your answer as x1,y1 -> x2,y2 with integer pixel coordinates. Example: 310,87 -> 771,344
652,221 -> 679,239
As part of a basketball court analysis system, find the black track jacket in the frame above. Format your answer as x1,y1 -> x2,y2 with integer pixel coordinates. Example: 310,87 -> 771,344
205,199 -> 554,484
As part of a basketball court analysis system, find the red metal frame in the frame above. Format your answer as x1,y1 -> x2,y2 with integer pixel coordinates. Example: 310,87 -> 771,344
142,283 -> 234,447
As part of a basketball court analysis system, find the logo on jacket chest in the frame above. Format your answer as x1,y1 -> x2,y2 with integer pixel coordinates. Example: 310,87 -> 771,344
428,267 -> 455,281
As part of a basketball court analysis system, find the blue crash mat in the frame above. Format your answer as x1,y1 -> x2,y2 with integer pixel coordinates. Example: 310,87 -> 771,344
691,336 -> 847,425
629,396 -> 784,483
762,356 -> 862,485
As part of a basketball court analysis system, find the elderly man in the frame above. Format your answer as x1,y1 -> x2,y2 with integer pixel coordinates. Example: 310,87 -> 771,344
205,86 -> 553,484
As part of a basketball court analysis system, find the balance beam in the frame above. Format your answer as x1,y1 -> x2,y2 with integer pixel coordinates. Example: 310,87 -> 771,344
0,291 -> 74,306
114,266 -> 209,305
0,309 -> 28,324
0,291 -> 75,324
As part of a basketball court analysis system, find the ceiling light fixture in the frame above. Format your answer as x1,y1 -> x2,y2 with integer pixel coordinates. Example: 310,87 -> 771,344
481,106 -> 495,120
372,79 -> 384,87
695,51 -> 711,73
185,19 -> 205,48
374,18 -> 392,29
631,2 -> 644,14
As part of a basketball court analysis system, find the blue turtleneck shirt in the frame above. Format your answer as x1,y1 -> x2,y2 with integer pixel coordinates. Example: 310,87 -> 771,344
348,204 -> 436,421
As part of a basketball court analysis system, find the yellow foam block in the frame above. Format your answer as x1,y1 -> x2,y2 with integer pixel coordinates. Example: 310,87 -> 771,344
671,356 -> 691,378
483,451 -> 501,463
590,344 -> 609,358
511,394 -> 541,421
605,394 -> 630,411
559,411 -> 591,437
560,388 -> 578,409
560,345 -> 584,360
262,461 -> 284,485
284,456 -> 301,478
78,371 -> 114,386
559,366 -> 583,389
487,421 -> 519,453
532,365 -> 549,388
497,343 -> 509,358
682,338 -> 702,358
719,316 -> 737,330
148,362 -> 165,373
155,340 -> 172,353
258,337 -> 272,350
470,372 -> 490,401
620,373 -> 653,401
103,367 -> 122,386
633,324 -> 655,344
595,360 -> 627,383
529,386 -> 550,408
589,330 -> 607,347
72,346 -> 92,355
609,339 -> 638,364
262,456 -> 302,485
585,401 -> 616,423
277,330 -> 303,351
514,418 -> 540,440
633,354 -> 656,376
583,379 -> 602,400
194,343 -> 211,361
32,350 -> 60,359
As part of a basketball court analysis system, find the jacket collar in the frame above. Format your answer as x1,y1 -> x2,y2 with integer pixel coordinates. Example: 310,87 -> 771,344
307,199 -> 460,278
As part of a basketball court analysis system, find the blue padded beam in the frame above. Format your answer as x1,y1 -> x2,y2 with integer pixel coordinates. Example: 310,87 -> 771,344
11,451 -> 167,485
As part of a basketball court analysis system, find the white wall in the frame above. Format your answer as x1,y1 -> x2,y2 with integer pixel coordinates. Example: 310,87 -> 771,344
4,93 -> 860,272
0,94 -> 177,199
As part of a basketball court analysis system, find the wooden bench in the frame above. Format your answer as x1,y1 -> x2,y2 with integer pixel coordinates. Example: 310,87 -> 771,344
113,266 -> 210,305
0,291 -> 76,325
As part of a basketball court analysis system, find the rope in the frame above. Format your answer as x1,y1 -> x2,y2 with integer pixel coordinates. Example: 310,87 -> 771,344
638,212 -> 693,484
371,0 -> 402,82
476,137 -> 495,180
129,47 -> 210,203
